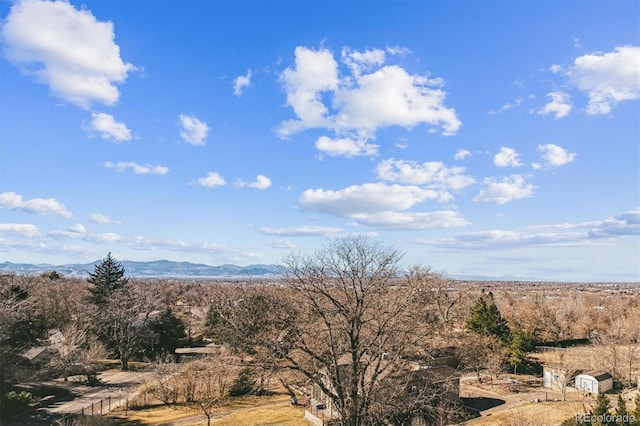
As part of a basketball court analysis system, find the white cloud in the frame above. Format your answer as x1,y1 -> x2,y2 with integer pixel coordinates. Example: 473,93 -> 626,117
566,45 -> 640,115
473,175 -> 534,204
0,223 -> 41,238
376,158 -> 475,190
49,230 -> 122,242
233,69 -> 252,96
538,91 -> 572,119
300,183 -> 439,217
90,213 -> 120,224
341,46 -> 386,77
351,210 -> 469,230
315,136 -> 378,157
260,225 -> 343,237
68,223 -> 86,233
454,149 -> 471,161
537,144 -> 576,167
333,65 -> 460,136
277,45 -> 461,151
237,174 -> 272,190
104,161 -> 169,175
0,191 -> 72,218
415,209 -> 639,250
265,239 -> 296,249
278,46 -> 339,137
587,209 -> 640,238
196,172 -> 226,188
179,114 -> 210,145
87,112 -> 132,142
0,0 -> 134,108
493,147 -> 522,168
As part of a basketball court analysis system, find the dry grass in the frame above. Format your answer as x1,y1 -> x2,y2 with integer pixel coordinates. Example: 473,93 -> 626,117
110,404 -> 199,424
109,392 -> 306,425
464,401 -> 587,426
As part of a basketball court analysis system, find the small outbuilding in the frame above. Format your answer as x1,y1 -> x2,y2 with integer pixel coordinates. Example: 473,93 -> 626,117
574,371 -> 613,394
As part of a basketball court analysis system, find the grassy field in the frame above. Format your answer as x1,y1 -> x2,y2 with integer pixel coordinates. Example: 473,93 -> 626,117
463,401 -> 586,426
109,392 -> 307,425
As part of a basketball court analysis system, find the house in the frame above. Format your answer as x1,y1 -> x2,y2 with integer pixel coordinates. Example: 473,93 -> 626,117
575,371 -> 613,394
304,350 -> 460,426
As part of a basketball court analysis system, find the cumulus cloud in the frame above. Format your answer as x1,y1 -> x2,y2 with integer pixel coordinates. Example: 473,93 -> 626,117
237,175 -> 272,190
454,149 -> 471,161
473,175 -> 534,204
537,144 -> 576,167
351,210 -> 469,230
493,147 -> 522,168
1,0 -> 134,108
0,191 -> 72,218
341,46 -> 386,77
179,114 -> 210,145
297,182 -> 467,230
277,45 -> 461,156
68,223 -> 86,233
86,112 -> 131,142
300,183 -> 439,217
90,213 -> 120,225
376,158 -> 475,190
233,69 -> 252,96
260,225 -> 343,237
315,136 -> 378,157
538,91 -> 572,119
279,46 -> 339,137
0,223 -> 41,238
566,45 -> 640,115
196,172 -> 226,188
104,161 -> 168,175
587,209 -> 640,238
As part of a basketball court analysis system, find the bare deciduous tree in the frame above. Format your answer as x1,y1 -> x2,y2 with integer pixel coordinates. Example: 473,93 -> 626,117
279,237 -> 443,426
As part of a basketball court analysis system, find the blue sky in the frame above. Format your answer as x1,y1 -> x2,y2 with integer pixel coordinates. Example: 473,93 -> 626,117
1,0 -> 638,281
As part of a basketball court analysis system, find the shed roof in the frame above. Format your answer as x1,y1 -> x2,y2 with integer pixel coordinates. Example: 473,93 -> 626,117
579,371 -> 612,381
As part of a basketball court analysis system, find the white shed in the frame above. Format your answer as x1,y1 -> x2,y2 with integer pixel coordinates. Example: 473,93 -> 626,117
575,371 -> 613,394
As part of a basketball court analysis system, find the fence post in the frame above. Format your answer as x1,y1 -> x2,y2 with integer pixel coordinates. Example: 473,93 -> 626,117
100,399 -> 103,414
91,402 -> 94,416
109,395 -> 111,412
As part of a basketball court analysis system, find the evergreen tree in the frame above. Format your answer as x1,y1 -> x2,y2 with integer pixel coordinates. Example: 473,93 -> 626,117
147,309 -> 186,358
466,292 -> 511,342
87,252 -> 129,306
615,394 -> 629,425
632,393 -> 640,426
505,326 -> 534,375
591,392 -> 611,426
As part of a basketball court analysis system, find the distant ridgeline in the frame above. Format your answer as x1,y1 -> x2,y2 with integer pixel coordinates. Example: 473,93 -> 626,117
0,260 -> 282,278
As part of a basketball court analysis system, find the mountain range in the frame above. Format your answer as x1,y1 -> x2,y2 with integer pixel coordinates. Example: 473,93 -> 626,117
0,260 -> 282,278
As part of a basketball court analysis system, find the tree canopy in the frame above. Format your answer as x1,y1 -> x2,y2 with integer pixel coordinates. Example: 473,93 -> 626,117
87,252 -> 129,306
466,292 -> 511,343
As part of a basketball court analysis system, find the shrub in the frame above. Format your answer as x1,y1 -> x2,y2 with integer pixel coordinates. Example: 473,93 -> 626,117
228,368 -> 256,396
1,391 -> 36,418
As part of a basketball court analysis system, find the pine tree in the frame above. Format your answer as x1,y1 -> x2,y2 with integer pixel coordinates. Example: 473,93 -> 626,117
506,326 -> 534,375
466,292 -> 511,342
591,392 -> 611,426
615,394 -> 629,425
87,252 -> 129,306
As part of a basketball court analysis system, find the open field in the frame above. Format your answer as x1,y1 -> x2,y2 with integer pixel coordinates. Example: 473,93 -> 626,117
108,392 -> 307,426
